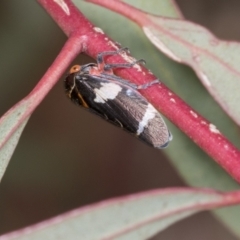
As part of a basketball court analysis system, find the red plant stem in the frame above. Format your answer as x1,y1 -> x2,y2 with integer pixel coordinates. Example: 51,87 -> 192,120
37,0 -> 240,182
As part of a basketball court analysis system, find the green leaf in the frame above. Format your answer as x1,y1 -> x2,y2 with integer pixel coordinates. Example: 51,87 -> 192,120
0,100 -> 31,182
1,188 -> 237,240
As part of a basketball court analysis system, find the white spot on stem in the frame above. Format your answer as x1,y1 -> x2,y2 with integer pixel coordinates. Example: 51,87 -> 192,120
93,27 -> 104,34
190,110 -> 198,118
107,41 -> 119,49
224,144 -> 229,150
53,0 -> 70,15
209,123 -> 221,134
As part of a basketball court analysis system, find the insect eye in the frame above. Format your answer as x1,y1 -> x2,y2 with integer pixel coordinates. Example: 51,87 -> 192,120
69,65 -> 81,74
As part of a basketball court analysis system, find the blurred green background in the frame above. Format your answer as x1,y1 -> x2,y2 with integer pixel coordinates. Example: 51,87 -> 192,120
0,0 -> 239,239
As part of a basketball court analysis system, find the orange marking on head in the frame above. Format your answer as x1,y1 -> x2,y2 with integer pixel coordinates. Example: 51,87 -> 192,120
70,65 -> 81,74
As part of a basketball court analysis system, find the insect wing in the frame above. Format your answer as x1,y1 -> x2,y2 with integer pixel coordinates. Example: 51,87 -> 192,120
111,85 -> 170,148
71,74 -> 170,148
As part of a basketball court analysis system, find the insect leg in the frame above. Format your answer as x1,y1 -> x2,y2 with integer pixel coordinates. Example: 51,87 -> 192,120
136,79 -> 160,89
96,47 -> 129,65
104,59 -> 145,71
